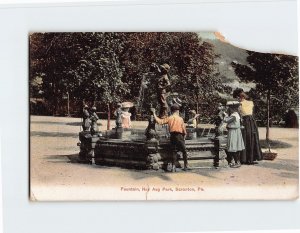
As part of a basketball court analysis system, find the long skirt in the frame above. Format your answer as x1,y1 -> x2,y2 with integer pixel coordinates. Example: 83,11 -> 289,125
241,115 -> 263,164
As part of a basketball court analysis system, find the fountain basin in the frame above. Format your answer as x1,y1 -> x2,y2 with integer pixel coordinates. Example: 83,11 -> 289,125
78,128 -> 226,170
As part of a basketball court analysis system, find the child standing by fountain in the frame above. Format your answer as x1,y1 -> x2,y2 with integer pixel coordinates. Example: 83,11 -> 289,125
187,110 -> 200,128
151,104 -> 191,172
223,101 -> 245,168
121,102 -> 133,129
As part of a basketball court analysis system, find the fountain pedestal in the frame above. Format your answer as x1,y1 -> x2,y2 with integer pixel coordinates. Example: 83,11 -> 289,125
78,131 -> 101,163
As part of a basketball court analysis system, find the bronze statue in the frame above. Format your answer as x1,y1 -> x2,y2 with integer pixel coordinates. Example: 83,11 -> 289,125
90,106 -> 99,135
151,63 -> 171,118
114,103 -> 123,128
145,108 -> 157,140
82,105 -> 91,131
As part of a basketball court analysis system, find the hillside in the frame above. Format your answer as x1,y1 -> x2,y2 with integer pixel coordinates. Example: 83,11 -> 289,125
199,34 -> 255,92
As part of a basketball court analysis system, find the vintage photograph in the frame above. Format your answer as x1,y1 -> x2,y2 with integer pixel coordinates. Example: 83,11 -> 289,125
29,32 -> 299,200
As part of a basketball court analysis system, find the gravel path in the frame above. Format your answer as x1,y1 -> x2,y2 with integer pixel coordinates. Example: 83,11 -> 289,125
30,116 -> 299,201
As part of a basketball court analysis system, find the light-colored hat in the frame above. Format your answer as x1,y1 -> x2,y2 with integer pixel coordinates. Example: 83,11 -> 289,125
173,97 -> 182,106
91,106 -> 97,110
226,101 -> 240,107
189,110 -> 196,115
160,63 -> 171,71
121,102 -> 134,108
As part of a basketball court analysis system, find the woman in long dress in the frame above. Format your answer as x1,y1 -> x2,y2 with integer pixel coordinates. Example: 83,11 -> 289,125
233,88 -> 263,164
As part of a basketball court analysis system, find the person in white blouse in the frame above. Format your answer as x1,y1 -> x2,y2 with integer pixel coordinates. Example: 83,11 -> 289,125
233,88 -> 263,164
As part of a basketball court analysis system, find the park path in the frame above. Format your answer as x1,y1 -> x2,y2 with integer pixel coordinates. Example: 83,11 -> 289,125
30,116 -> 298,201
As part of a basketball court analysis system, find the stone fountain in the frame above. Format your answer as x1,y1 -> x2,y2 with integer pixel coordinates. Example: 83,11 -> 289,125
77,110 -> 226,170
77,64 -> 227,170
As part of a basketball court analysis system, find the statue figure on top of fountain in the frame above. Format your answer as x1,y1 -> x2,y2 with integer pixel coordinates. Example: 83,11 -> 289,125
215,103 -> 227,137
150,63 -> 171,118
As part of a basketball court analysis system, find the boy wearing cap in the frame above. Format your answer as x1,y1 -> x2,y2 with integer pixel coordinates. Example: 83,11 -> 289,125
151,104 -> 191,172
223,101 -> 245,168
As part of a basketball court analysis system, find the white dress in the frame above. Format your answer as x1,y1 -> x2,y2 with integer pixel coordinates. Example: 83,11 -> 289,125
121,111 -> 132,128
223,112 -> 245,152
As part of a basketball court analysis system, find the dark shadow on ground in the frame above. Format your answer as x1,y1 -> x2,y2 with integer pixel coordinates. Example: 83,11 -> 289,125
30,121 -> 67,125
53,146 -> 78,151
66,154 -> 83,163
191,169 -> 220,179
31,131 -> 78,138
257,159 -> 299,173
45,154 -> 80,163
260,139 -> 292,149
66,122 -> 103,126
277,172 -> 299,179
66,122 -> 82,126
30,121 -> 102,126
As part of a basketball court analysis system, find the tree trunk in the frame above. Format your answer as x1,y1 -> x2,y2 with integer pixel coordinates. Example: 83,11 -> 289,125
266,89 -> 271,151
53,83 -> 58,116
67,91 -> 70,117
107,103 -> 111,130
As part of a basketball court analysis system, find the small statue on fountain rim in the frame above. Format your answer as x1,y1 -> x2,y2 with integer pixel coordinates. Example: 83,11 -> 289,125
82,105 -> 91,131
90,106 -> 99,136
114,103 -> 123,129
215,103 -> 227,137
145,107 -> 158,141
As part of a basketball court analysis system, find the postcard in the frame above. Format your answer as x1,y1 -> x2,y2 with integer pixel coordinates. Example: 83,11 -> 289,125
29,32 -> 298,200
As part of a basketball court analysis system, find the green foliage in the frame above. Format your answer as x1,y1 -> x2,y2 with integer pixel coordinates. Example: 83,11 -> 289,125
30,32 -> 229,117
232,51 -> 299,124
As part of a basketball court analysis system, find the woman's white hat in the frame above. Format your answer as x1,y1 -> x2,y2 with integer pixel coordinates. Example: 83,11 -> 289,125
226,101 -> 240,106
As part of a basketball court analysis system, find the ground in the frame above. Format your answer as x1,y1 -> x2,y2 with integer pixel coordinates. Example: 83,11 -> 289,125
30,116 -> 299,201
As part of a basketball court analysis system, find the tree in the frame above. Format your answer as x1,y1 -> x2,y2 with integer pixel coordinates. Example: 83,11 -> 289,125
232,51 -> 299,148
30,33 -> 129,115
119,32 -> 230,120
30,33 -> 85,115
30,32 -> 230,119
